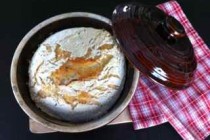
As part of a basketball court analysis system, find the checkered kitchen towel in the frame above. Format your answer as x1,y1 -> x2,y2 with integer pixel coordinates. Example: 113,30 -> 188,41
129,1 -> 210,140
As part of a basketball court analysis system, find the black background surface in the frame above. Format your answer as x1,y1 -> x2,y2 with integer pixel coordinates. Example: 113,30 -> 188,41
0,0 -> 209,140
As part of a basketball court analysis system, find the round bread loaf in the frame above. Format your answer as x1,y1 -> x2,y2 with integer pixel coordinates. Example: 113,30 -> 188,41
29,27 -> 125,122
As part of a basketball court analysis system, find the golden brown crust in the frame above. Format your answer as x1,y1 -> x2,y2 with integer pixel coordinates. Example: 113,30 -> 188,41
51,55 -> 113,85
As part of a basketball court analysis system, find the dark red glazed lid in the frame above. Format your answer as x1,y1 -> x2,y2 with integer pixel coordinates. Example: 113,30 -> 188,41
112,3 -> 197,89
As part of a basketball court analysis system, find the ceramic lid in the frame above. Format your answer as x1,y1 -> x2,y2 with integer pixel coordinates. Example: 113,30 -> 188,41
112,3 -> 197,89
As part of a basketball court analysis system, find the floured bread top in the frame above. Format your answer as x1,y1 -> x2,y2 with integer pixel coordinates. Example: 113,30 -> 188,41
28,27 -> 125,120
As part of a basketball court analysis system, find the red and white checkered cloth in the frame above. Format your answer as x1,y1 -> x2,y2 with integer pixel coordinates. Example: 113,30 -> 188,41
129,1 -> 210,140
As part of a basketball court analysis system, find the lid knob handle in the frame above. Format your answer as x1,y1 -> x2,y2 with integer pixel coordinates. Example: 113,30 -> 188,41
165,16 -> 185,38
156,16 -> 186,44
